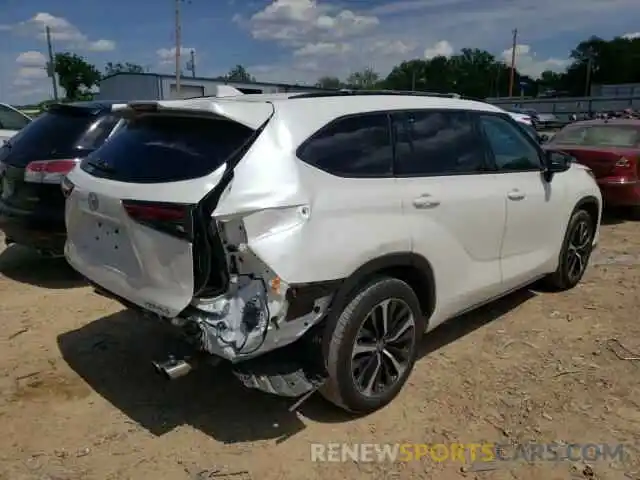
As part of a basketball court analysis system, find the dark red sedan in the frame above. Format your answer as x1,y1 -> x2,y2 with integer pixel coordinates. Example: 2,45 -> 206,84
544,119 -> 640,208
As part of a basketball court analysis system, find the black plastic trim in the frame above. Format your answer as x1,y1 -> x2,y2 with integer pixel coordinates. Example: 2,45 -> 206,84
284,280 -> 343,321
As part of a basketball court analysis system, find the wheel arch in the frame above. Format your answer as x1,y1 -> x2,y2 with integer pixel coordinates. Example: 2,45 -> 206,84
319,252 -> 437,363
574,195 -> 600,228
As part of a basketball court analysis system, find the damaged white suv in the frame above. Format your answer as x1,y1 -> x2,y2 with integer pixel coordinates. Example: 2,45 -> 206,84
64,91 -> 601,413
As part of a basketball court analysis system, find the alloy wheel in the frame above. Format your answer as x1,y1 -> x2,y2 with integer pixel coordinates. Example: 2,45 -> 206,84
566,219 -> 592,282
350,298 -> 416,398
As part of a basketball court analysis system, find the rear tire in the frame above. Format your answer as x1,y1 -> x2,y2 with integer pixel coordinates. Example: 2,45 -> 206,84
319,276 -> 425,413
542,209 -> 595,291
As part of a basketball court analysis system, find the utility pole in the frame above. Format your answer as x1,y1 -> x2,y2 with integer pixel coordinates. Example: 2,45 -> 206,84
45,26 -> 59,101
174,0 -> 182,96
186,49 -> 196,78
508,28 -> 517,97
411,70 -> 416,91
584,52 -> 593,96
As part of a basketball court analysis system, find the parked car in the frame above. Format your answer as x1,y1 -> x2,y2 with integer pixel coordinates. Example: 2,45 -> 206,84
544,119 -> 640,211
0,102 -> 31,145
0,101 -> 123,255
508,107 -> 539,124
64,91 -> 602,413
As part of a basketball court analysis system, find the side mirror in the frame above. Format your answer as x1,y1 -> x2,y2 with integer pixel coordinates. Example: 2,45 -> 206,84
542,150 -> 572,181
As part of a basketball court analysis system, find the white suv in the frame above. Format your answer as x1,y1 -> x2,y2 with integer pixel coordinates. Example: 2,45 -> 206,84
63,91 -> 602,413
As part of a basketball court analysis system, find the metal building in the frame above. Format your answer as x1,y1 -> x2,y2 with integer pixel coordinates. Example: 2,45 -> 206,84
96,72 -> 326,101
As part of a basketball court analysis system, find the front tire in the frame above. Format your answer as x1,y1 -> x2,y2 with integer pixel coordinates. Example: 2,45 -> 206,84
320,277 -> 425,413
542,209 -> 595,291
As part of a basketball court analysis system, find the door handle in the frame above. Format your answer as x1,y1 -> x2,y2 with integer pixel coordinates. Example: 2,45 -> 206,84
507,189 -> 525,201
412,194 -> 440,209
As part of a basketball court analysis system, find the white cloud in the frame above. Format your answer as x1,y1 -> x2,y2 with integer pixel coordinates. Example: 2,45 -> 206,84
156,47 -> 197,66
622,32 -> 640,40
3,12 -> 115,51
368,40 -> 415,56
88,40 -> 116,52
15,51 -> 47,67
15,67 -> 47,81
424,40 -> 454,59
501,44 -> 570,78
236,0 -> 379,45
293,42 -> 351,56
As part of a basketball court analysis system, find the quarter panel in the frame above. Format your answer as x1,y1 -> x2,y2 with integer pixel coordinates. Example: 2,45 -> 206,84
243,162 -> 409,284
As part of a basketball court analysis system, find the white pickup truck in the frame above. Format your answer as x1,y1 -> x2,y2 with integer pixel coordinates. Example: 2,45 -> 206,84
0,103 -> 31,145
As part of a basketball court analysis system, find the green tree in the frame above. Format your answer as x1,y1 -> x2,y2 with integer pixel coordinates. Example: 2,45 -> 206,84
54,52 -> 101,101
346,67 -> 380,89
316,76 -> 343,89
104,61 -> 145,75
225,64 -> 255,82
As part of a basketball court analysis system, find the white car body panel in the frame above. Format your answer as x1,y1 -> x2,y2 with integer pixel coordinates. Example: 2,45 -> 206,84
396,174 -> 506,326
496,170 -> 567,289
65,93 -> 602,364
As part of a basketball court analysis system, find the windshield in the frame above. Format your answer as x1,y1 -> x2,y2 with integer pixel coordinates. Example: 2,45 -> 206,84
552,125 -> 640,148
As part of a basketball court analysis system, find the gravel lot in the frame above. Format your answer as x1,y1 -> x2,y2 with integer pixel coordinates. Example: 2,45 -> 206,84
1,215 -> 639,480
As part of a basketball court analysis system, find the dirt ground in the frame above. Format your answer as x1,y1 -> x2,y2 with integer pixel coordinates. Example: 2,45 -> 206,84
1,215 -> 640,480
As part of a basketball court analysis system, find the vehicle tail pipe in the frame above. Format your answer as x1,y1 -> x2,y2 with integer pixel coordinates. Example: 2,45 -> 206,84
152,355 -> 196,380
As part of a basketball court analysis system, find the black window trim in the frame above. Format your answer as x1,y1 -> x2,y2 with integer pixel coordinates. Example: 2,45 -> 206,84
474,111 -> 546,174
295,110 -> 395,179
389,108 -> 493,178
296,108 -> 498,179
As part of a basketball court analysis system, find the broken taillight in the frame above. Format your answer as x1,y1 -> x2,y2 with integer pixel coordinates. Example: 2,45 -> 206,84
61,176 -> 75,198
122,200 -> 194,240
24,159 -> 79,184
612,156 -> 637,179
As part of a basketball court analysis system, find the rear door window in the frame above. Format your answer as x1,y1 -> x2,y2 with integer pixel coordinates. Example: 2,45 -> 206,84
80,115 -> 254,183
392,110 -> 487,176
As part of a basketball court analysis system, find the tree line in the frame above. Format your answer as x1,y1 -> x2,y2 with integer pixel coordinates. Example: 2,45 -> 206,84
317,34 -> 640,98
43,34 -> 640,105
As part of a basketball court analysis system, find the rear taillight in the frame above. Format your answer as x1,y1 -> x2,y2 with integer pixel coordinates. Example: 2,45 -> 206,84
25,159 -> 79,184
612,157 -> 637,179
615,157 -> 631,168
122,200 -> 194,240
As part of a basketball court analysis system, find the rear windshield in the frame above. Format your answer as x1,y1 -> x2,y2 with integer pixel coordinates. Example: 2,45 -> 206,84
552,125 -> 640,148
0,108 -> 118,167
80,115 -> 254,183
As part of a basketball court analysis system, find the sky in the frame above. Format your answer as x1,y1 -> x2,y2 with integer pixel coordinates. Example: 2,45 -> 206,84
1,0 -> 640,104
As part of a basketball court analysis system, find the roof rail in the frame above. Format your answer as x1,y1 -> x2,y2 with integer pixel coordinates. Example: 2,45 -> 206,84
290,89 -> 463,99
